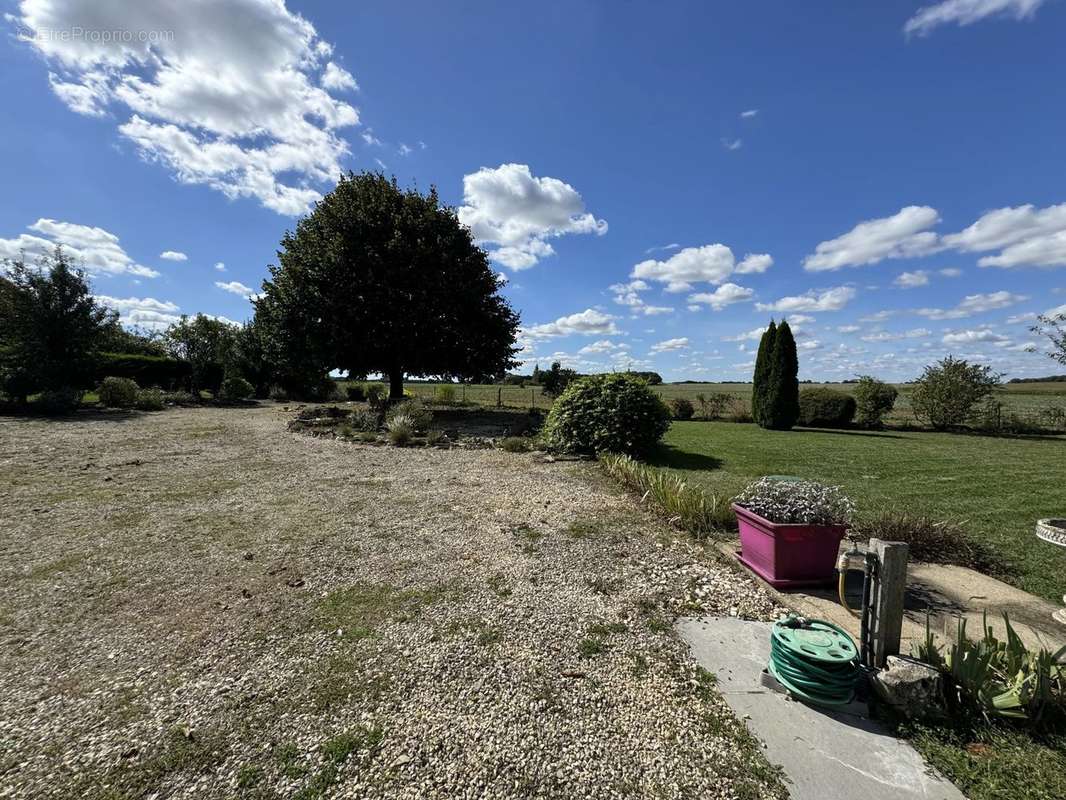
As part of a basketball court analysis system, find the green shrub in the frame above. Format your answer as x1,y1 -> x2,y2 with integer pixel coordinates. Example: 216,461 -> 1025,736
499,436 -> 532,453
37,386 -> 82,415
345,384 -> 366,402
163,390 -> 198,406
433,384 -> 458,404
267,384 -> 289,402
218,375 -> 255,403
798,388 -> 856,428
542,373 -> 670,456
911,357 -> 1001,431
600,454 -> 737,537
135,388 -> 165,411
670,397 -> 695,420
98,376 -> 140,408
695,392 -> 736,420
386,398 -> 432,431
348,408 -> 380,432
853,376 -> 897,429
426,429 -> 446,446
365,383 -> 386,409
385,414 -> 414,446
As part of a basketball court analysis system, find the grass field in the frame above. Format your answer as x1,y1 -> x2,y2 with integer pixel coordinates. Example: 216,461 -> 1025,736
651,421 -> 1066,601
378,381 -> 1066,430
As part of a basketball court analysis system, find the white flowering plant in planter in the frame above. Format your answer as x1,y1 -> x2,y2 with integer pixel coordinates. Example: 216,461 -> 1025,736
733,477 -> 855,526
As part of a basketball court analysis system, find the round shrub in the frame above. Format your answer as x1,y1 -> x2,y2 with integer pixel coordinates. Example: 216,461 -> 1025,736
98,376 -> 140,409
385,413 -> 414,446
797,388 -> 856,428
433,384 -> 458,405
386,398 -> 432,431
218,375 -> 255,403
499,436 -> 532,453
853,376 -> 897,429
135,388 -> 165,411
364,383 -> 387,409
669,397 -> 695,420
541,373 -> 670,456
345,384 -> 366,402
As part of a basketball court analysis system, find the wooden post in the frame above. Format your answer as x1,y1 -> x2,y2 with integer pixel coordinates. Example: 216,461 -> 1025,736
869,538 -> 909,669
531,388 -> 535,410
497,386 -> 502,408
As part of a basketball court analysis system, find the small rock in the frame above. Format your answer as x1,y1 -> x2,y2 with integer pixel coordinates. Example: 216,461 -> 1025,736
872,655 -> 943,719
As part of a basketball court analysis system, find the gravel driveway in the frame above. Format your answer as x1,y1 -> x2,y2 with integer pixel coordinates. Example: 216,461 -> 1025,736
0,405 -> 786,799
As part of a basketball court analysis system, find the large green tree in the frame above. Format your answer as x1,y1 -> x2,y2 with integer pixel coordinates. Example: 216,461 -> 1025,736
0,248 -> 115,403
161,314 -> 239,395
256,171 -> 520,399
751,319 -> 777,425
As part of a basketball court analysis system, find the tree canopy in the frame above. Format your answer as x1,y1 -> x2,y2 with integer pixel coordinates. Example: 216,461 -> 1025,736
0,248 -> 116,402
255,171 -> 520,399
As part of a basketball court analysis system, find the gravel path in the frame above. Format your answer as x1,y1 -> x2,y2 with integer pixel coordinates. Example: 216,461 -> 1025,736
0,405 -> 786,799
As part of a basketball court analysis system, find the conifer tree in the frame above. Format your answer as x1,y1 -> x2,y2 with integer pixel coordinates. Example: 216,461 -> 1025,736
751,320 -> 777,425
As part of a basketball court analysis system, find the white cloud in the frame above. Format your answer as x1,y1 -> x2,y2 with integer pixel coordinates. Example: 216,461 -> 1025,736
942,328 -> 1011,345
645,243 -> 680,254
735,253 -> 774,274
361,129 -> 383,146
687,283 -> 755,310
457,163 -> 607,270
722,137 -> 743,151
650,337 -> 689,354
803,206 -> 941,271
942,202 -> 1066,268
0,218 -> 158,277
915,290 -> 1027,320
755,286 -> 857,312
524,308 -> 620,339
214,261 -> 226,272
160,250 -> 187,262
321,62 -> 358,91
95,294 -> 181,330
18,0 -> 360,216
789,314 -> 817,324
216,280 -> 255,298
633,244 -> 769,292
374,157 -> 388,170
723,326 -> 771,343
579,339 -> 629,355
939,267 -> 963,277
398,142 -> 412,156
904,0 -> 1047,37
609,279 -> 674,316
861,328 -> 931,342
740,109 -> 759,118
837,324 -> 862,333
894,270 -> 929,288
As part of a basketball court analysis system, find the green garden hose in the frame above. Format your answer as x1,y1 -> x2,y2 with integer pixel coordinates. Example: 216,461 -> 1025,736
768,616 -> 859,708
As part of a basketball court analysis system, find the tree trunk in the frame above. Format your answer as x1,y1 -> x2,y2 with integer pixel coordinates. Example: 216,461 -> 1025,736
389,368 -> 404,401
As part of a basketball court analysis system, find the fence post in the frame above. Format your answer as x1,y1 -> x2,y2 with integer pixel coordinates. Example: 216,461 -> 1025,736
869,538 -> 909,669
531,388 -> 535,411
497,386 -> 502,407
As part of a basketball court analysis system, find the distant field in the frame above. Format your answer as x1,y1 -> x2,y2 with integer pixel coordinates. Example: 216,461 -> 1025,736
361,380 -> 1066,430
654,421 -> 1066,601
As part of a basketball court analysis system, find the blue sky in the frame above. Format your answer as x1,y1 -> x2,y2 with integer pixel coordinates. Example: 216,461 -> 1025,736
2,0 -> 1065,381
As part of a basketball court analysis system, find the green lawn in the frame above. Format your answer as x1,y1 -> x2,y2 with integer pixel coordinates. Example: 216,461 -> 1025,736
652,421 -> 1066,601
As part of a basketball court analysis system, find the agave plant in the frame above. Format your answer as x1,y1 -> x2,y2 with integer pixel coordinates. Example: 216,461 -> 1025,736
916,611 -> 1066,724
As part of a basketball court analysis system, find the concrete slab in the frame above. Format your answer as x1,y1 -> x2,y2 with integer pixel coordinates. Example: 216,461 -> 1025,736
717,540 -> 1066,654
678,616 -> 965,800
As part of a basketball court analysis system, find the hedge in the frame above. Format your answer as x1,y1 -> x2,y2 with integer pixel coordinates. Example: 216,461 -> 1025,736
94,352 -> 191,390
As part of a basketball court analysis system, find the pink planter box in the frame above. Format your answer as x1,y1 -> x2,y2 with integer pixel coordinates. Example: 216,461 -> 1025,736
732,503 -> 846,589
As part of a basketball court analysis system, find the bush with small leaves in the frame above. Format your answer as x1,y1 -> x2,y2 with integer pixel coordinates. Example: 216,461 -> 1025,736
364,383 -> 387,409
542,373 -> 670,457
218,375 -> 255,403
386,398 -> 432,431
734,477 -> 855,526
345,384 -> 366,402
797,388 -> 856,428
499,436 -> 532,453
433,384 -> 458,405
38,386 -> 82,415
98,376 -> 140,409
853,376 -> 897,429
347,408 -> 380,432
385,413 -> 414,446
163,390 -> 198,406
911,357 -> 1001,430
670,397 -> 695,420
135,388 -> 165,411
